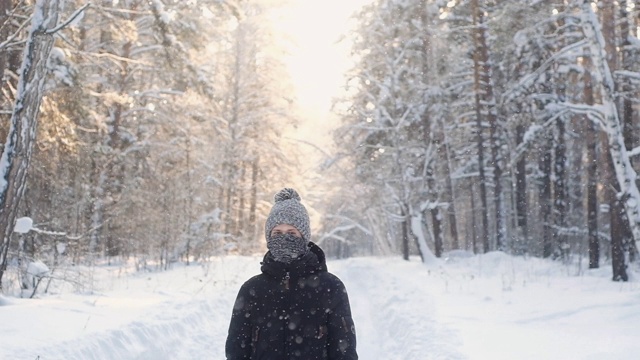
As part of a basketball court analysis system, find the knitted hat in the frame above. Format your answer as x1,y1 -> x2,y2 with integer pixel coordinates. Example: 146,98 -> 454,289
265,188 -> 311,241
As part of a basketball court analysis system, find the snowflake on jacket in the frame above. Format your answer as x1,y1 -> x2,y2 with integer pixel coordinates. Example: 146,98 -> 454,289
226,242 -> 357,360
226,188 -> 357,360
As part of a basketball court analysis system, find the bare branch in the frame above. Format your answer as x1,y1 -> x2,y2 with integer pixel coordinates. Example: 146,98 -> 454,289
0,16 -> 32,51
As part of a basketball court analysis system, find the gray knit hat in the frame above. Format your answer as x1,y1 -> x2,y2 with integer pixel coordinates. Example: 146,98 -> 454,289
265,188 -> 311,241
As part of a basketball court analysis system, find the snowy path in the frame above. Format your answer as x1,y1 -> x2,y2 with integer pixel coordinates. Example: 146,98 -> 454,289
331,259 -> 465,360
2,258 -> 254,360
2,254 -> 640,359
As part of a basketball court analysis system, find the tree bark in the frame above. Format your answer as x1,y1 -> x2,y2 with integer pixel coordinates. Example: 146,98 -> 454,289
0,0 -> 11,91
583,51 -> 599,269
473,0 -> 503,251
419,1 -> 449,255
581,2 -> 640,253
0,0 -> 60,290
540,136 -> 553,258
553,118 -> 567,259
619,0 -> 635,156
249,157 -> 258,240
431,207 -> 443,257
471,0 -> 490,253
441,134 -> 459,250
401,206 -> 409,261
470,182 -> 478,253
600,0 -> 630,280
514,123 -> 528,252
608,150 -> 630,281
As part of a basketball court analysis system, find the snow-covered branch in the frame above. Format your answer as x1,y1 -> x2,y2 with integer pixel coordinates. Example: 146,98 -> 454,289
579,1 -> 640,243
324,215 -> 372,236
627,146 -> 640,158
509,109 -> 569,165
0,0 -> 62,289
44,3 -> 90,35
0,16 -> 32,51
614,70 -> 640,81
502,39 -> 587,104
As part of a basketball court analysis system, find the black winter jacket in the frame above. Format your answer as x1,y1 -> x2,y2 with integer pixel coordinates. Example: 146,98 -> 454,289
225,242 -> 358,360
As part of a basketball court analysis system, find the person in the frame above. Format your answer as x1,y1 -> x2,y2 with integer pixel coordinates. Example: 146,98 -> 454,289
225,188 -> 358,360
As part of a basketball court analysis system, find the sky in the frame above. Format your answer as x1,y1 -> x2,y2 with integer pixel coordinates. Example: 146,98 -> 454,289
1,251 -> 638,359
271,0 -> 373,165
264,0 -> 374,225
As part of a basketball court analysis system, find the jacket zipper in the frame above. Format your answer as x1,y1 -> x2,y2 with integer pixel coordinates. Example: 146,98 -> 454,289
284,271 -> 290,290
284,270 -> 291,357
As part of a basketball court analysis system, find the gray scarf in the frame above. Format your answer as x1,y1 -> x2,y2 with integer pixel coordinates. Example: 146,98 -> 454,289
267,234 -> 309,263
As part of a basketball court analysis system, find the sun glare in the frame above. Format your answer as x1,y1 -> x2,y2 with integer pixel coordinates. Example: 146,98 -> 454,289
267,0 -> 373,179
272,0 -> 372,117
266,0 -> 373,216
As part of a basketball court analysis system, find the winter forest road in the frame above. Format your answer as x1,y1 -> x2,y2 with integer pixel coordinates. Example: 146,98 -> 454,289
331,258 -> 466,360
15,257 -> 467,360
9,255 -> 640,360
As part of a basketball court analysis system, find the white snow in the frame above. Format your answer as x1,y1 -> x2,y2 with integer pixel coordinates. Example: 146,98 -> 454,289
26,260 -> 50,278
0,252 -> 638,360
13,216 -> 33,233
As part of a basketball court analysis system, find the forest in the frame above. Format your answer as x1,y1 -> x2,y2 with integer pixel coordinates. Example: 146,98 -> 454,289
324,0 -> 640,283
0,0 -> 639,297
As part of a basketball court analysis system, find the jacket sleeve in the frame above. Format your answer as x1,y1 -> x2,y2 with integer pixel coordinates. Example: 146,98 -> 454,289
225,282 -> 254,360
326,277 -> 358,360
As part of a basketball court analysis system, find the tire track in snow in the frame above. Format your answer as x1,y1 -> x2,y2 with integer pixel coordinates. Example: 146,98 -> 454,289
28,297 -> 225,360
21,257 -> 466,360
332,258 -> 466,360
25,257 -> 255,360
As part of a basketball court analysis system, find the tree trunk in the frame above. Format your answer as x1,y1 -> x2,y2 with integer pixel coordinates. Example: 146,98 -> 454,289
442,137 -> 459,250
581,2 -> 640,253
184,136 -> 193,265
583,51 -> 599,269
0,0 -> 60,290
419,2 -> 451,254
540,136 -> 553,258
471,0 -> 490,254
472,0 -> 503,251
618,0 -> 638,265
553,119 -> 568,259
608,148 -> 630,281
0,0 -> 11,91
410,210 -> 437,262
401,206 -> 409,261
249,157 -> 258,240
431,207 -> 443,257
514,123 -> 528,252
236,162 -> 246,237
619,0 -> 635,153
600,0 -> 630,280
470,182 -> 477,252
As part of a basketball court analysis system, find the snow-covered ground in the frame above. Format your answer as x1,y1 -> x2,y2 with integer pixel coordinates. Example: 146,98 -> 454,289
1,252 -> 638,360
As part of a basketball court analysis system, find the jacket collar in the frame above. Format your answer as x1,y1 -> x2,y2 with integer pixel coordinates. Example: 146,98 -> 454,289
260,242 -> 327,279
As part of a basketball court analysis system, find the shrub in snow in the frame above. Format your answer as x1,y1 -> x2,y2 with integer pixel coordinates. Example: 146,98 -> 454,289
21,261 -> 50,298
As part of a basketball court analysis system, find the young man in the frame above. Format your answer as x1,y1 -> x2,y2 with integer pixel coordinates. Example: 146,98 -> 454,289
225,188 -> 358,359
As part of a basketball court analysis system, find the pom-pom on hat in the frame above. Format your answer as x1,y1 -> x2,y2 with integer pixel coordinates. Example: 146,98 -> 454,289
265,188 -> 311,241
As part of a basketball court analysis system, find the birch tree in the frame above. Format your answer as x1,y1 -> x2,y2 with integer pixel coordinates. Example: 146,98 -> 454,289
0,0 -> 60,290
579,1 -> 640,268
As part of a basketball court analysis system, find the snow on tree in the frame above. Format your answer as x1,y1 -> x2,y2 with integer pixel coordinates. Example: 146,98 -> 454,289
0,0 -> 61,290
